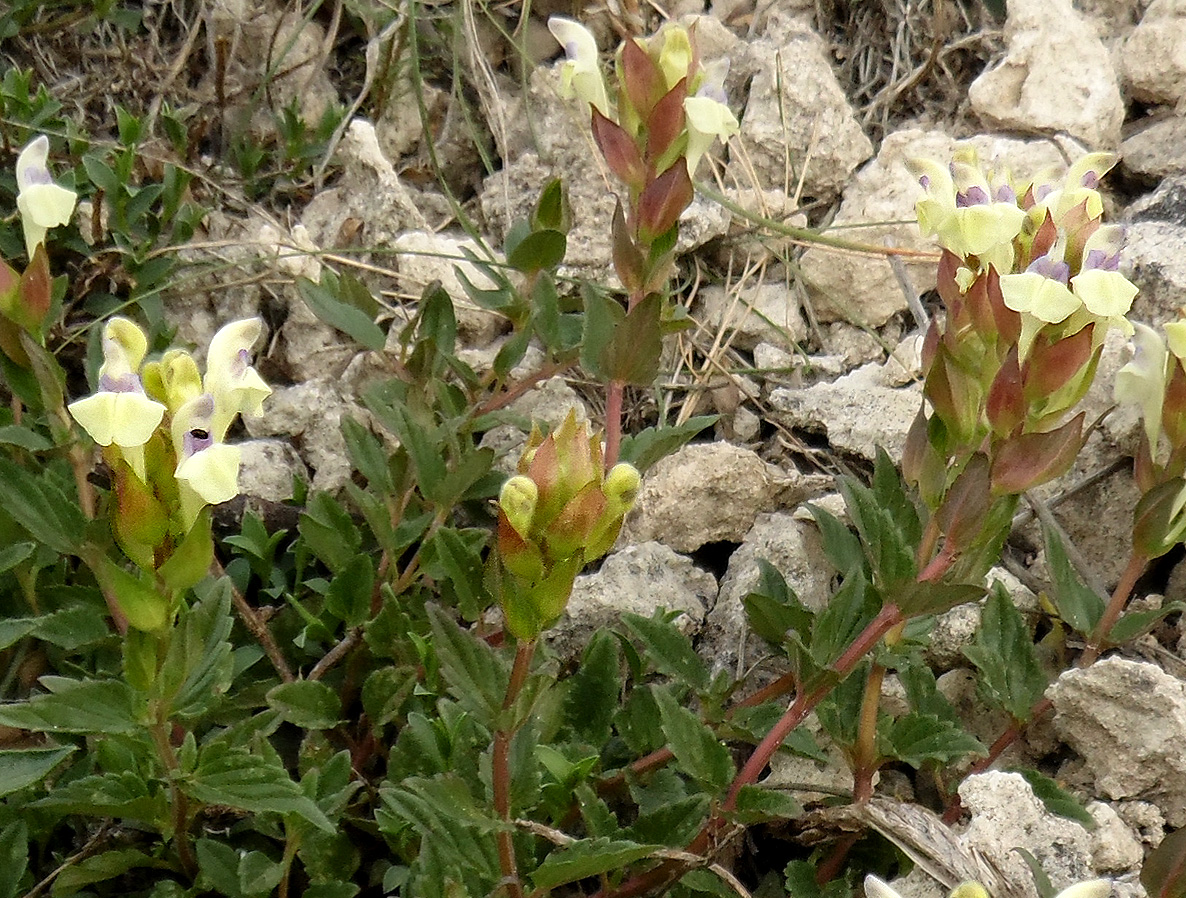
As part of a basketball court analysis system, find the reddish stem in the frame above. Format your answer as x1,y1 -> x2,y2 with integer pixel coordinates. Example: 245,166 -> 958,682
1082,551 -> 1148,666
493,640 -> 537,898
605,380 -> 625,469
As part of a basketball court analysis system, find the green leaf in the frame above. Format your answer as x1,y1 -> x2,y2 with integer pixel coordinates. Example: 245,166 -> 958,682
653,686 -> 733,791
159,580 -> 235,719
187,743 -> 335,833
507,229 -> 566,274
838,475 -> 916,588
368,403 -> 448,504
197,838 -> 248,898
299,492 -> 362,573
32,602 -> 110,650
743,560 -> 813,647
0,424 -> 51,451
1041,518 -> 1104,636
0,678 -> 141,734
102,558 -> 169,632
267,680 -> 343,729
884,712 -> 986,768
1142,825 -> 1186,898
564,629 -> 620,744
427,603 -> 507,724
377,775 -> 501,892
296,276 -> 386,351
338,271 -> 381,318
52,849 -> 165,897
532,178 -> 569,233
422,527 -> 488,621
0,457 -> 84,553
962,581 -> 1048,721
0,821 -> 27,898
618,416 -> 717,473
531,838 -> 660,891
0,541 -> 34,576
1110,600 -> 1186,644
158,510 -> 214,593
238,851 -> 284,897
0,617 -> 36,651
806,504 -> 865,576
416,282 -> 458,363
895,581 -> 984,617
1013,767 -> 1095,829
871,447 -> 923,548
34,771 -> 166,822
325,554 -> 374,628
622,612 -> 710,692
341,417 -> 394,494
580,283 -> 624,381
0,746 -> 75,797
810,569 -> 877,671
600,292 -> 663,386
1014,848 -> 1057,898
731,785 -> 804,823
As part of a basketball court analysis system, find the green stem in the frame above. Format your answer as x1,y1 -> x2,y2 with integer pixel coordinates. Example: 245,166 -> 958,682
851,662 -> 886,803
149,705 -> 195,876
493,639 -> 536,898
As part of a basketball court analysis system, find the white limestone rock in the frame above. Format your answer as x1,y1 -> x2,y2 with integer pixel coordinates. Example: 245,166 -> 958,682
237,438 -> 309,504
1048,656 -> 1186,825
695,281 -> 808,351
1087,801 -> 1145,873
1122,0 -> 1186,105
393,230 -> 507,346
730,14 -> 872,200
969,0 -> 1124,148
549,542 -> 716,661
243,379 -> 360,493
769,367 -> 921,464
958,772 -> 1097,897
623,443 -> 805,552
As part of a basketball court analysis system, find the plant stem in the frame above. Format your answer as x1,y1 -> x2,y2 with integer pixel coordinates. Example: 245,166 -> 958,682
214,560 -> 294,682
595,603 -> 906,898
150,707 -> 195,876
1082,550 -> 1148,666
605,379 -> 625,468
851,662 -> 886,803
493,639 -> 536,898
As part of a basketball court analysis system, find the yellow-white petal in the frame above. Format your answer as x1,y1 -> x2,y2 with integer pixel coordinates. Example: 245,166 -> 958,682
17,182 -> 77,229
1051,881 -> 1112,898
175,442 -> 241,506
1166,320 -> 1186,360
100,318 -> 150,382
864,875 -> 904,898
68,391 -> 166,448
1071,268 -> 1138,319
1000,271 -> 1080,324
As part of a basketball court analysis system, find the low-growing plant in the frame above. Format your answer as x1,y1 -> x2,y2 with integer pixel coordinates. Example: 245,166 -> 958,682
5,11 -> 1186,898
